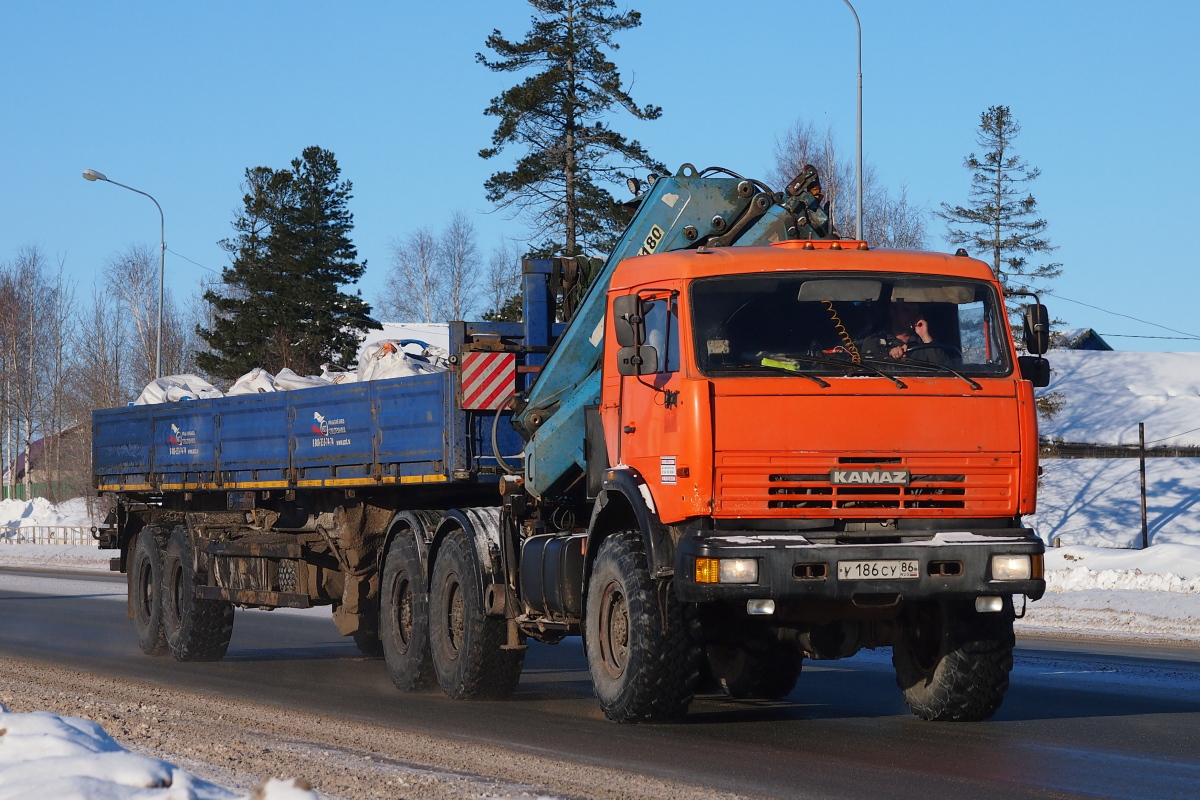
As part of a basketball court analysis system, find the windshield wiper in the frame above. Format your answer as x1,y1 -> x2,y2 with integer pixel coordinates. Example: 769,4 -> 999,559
761,355 -> 907,389
756,359 -> 831,388
856,356 -> 983,391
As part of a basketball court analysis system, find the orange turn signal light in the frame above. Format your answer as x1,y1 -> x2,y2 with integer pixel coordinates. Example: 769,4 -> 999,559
695,557 -> 720,584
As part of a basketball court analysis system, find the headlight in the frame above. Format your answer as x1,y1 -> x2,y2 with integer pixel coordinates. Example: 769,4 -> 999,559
991,554 -> 1032,581
694,557 -> 759,584
719,558 -> 759,584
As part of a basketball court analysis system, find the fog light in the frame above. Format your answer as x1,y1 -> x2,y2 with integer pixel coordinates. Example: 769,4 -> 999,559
975,595 -> 1003,613
694,557 -> 719,584
991,554 -> 1032,581
719,558 -> 759,584
746,599 -> 775,615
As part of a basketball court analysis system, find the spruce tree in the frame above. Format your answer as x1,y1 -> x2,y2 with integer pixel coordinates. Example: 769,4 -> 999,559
938,106 -> 1061,299
197,147 -> 378,380
478,0 -> 665,257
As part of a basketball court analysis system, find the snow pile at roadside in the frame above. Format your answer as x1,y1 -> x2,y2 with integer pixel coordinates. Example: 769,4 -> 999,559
1047,566 -> 1200,594
1017,589 -> 1200,644
0,704 -> 316,799
1038,350 -> 1200,446
0,497 -> 97,532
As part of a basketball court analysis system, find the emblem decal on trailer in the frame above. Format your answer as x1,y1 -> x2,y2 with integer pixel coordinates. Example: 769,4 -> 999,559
167,423 -> 198,456
311,412 -> 349,447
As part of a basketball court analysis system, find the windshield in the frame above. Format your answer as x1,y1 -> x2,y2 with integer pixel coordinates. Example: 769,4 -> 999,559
691,272 -> 1011,377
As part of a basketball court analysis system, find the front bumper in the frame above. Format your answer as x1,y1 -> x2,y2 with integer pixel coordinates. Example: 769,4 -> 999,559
674,529 -> 1045,603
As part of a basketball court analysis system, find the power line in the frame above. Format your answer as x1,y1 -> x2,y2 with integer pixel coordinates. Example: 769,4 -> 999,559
1045,291 -> 1200,339
1098,333 -> 1200,341
1144,426 -> 1200,446
166,248 -> 218,274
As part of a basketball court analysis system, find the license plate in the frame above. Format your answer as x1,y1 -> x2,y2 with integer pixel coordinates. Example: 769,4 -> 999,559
837,560 -> 920,580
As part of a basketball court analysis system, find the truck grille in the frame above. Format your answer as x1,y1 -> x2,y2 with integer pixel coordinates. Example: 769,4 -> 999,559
716,454 -> 1015,517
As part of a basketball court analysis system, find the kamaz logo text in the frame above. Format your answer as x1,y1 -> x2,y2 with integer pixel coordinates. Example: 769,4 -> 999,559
829,469 -> 910,486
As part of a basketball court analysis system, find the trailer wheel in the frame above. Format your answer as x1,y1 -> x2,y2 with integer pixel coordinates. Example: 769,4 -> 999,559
429,527 -> 523,699
380,532 -> 434,689
162,526 -> 234,662
130,529 -> 167,656
892,599 -> 1014,721
707,644 -> 802,700
585,532 -> 700,722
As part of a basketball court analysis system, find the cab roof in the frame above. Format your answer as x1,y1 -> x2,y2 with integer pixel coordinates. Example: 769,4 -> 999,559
608,241 -> 998,291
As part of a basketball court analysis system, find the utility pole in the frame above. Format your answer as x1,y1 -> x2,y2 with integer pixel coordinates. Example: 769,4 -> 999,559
841,0 -> 863,241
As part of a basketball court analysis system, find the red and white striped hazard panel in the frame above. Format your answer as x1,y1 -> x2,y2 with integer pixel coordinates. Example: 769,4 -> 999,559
460,352 -> 517,410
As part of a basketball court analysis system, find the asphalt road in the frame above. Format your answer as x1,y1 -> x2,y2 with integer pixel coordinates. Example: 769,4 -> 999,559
2,567 -> 1199,800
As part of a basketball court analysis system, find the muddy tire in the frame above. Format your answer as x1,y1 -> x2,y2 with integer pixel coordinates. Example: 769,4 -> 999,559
380,532 -> 434,689
893,599 -> 1014,722
707,644 -> 802,699
130,530 -> 168,656
585,532 -> 700,722
162,526 -> 235,662
429,527 -> 523,699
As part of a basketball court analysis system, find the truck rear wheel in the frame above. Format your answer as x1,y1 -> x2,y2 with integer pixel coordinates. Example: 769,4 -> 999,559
892,599 -> 1014,721
585,532 -> 700,722
162,526 -> 235,662
380,532 -> 434,689
130,529 -> 167,656
707,644 -> 802,699
429,527 -> 523,699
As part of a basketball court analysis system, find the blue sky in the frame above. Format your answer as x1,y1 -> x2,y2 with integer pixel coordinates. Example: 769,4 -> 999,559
2,1 -> 1198,350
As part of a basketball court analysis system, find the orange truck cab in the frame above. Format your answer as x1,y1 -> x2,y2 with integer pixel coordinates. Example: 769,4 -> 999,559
588,239 -> 1046,719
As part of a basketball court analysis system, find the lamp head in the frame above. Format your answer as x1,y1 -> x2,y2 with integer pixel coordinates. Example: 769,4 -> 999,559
82,169 -> 107,182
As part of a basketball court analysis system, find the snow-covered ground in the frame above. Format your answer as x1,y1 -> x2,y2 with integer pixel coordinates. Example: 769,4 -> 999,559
1039,350 -> 1200,446
0,497 -> 97,533
1030,457 -> 1200,550
0,704 -> 315,799
0,544 -> 116,571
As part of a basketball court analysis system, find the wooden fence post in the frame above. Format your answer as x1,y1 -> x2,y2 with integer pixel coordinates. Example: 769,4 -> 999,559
1139,422 -> 1149,549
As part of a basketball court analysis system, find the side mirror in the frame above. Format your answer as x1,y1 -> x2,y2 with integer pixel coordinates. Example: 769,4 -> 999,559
1023,304 -> 1050,355
617,345 -> 659,376
612,295 -> 645,347
1017,355 -> 1051,388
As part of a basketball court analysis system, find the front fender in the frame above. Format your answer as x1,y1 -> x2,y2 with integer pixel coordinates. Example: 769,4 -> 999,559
586,467 -> 674,577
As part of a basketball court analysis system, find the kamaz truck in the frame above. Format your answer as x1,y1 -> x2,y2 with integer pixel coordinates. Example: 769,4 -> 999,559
94,163 -> 1050,723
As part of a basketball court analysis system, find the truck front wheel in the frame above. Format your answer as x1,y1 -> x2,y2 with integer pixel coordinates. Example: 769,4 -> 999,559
429,527 -> 524,699
161,526 -> 235,662
380,532 -> 434,689
707,643 -> 802,699
130,529 -> 167,656
892,599 -> 1014,721
585,532 -> 700,722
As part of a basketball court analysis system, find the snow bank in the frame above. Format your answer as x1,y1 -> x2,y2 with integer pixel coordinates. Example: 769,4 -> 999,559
0,498 -> 97,532
1017,589 -> 1200,644
1038,350 -> 1200,446
0,704 -> 316,799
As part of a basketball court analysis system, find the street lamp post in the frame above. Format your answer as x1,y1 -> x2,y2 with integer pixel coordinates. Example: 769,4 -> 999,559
82,169 -> 166,380
841,0 -> 863,242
